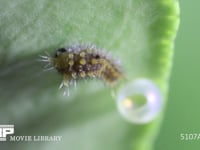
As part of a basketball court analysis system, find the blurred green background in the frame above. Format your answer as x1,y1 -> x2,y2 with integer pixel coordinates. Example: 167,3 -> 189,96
155,1 -> 200,150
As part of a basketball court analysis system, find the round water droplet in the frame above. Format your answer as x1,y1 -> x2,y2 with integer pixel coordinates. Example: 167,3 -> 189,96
116,79 -> 162,124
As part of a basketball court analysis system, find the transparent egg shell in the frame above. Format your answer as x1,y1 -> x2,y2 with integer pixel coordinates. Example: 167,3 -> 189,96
117,79 -> 162,124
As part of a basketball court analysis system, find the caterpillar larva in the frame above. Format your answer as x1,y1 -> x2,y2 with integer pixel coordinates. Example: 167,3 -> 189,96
40,44 -> 122,95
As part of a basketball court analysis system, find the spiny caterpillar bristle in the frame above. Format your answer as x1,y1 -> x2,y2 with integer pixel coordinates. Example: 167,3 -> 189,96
41,44 -> 122,95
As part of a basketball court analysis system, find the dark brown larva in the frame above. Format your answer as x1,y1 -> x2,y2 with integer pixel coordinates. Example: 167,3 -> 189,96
40,45 -> 122,93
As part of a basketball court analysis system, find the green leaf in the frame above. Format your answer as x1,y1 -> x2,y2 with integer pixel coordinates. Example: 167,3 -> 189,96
0,0 -> 179,150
